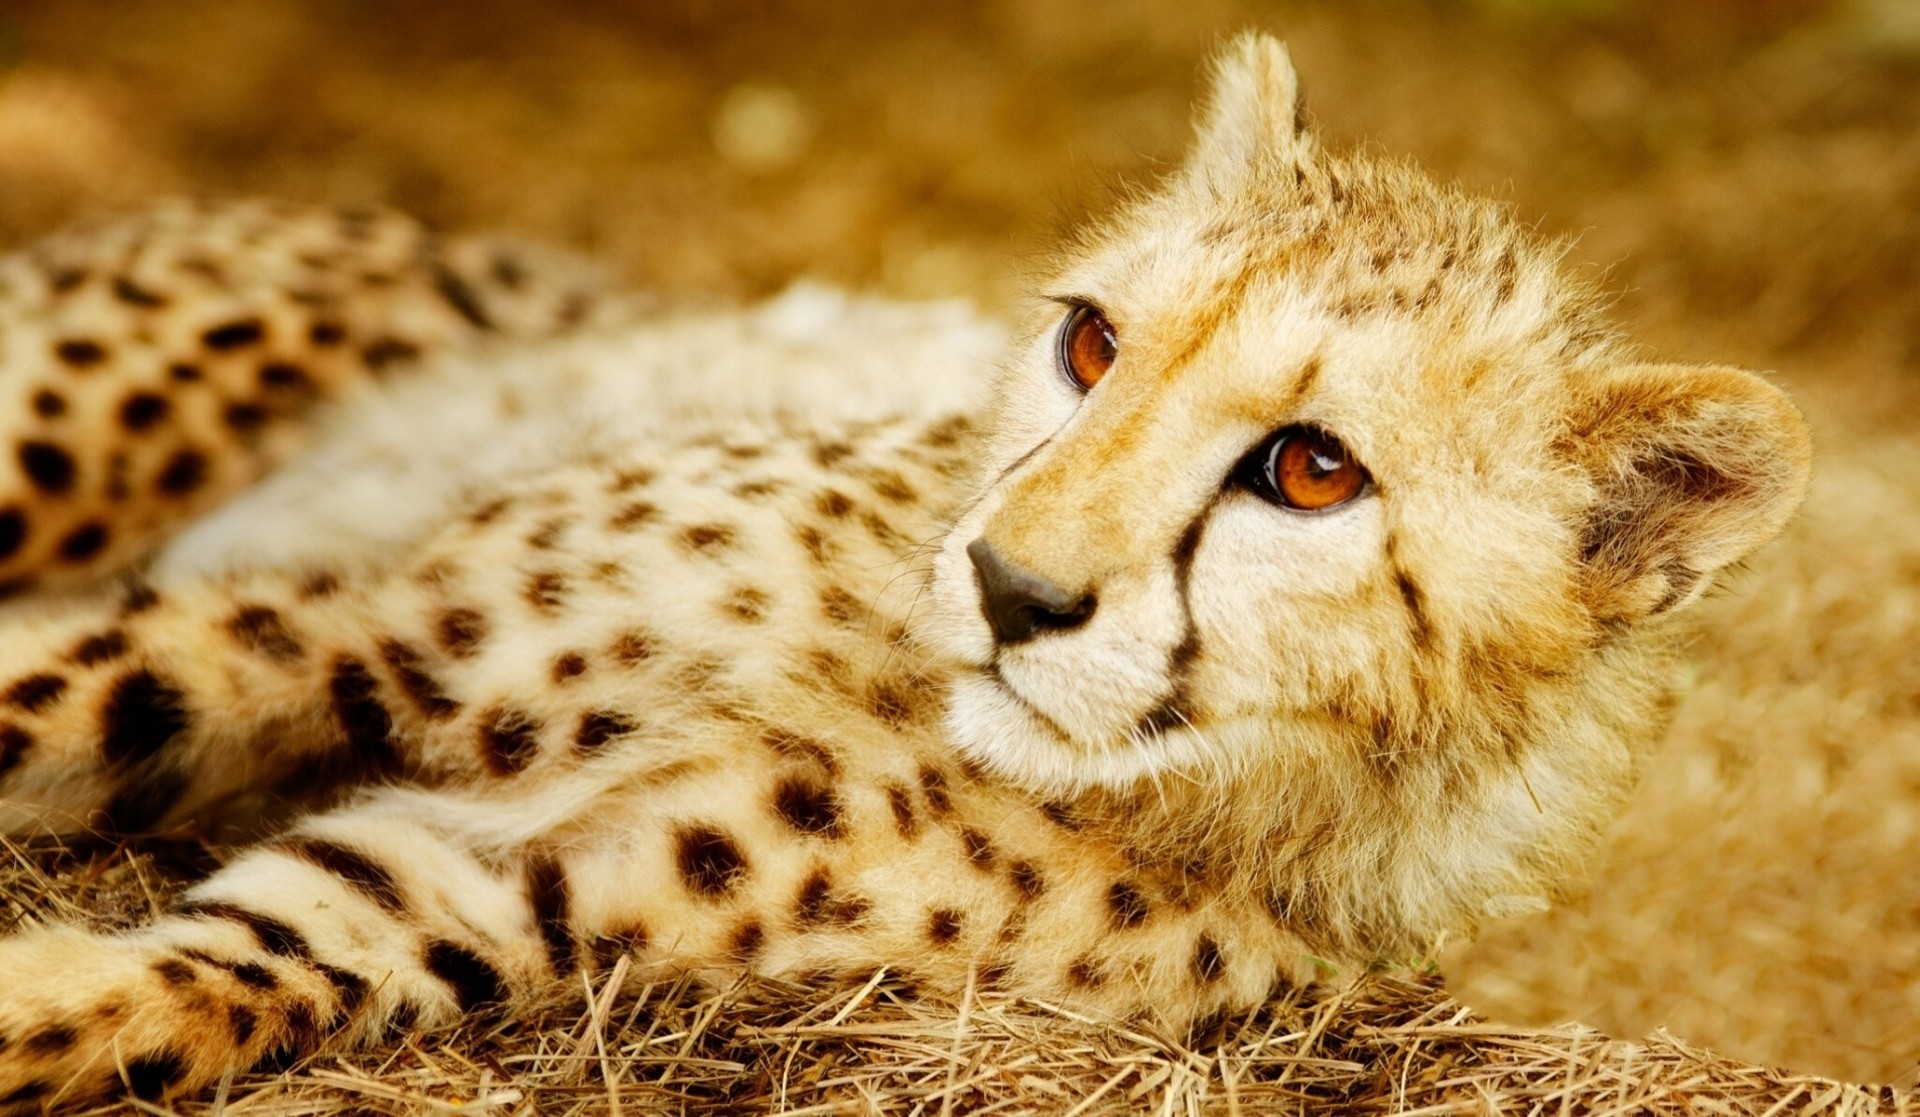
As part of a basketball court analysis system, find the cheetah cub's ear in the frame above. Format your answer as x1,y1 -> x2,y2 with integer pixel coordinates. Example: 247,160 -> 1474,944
1566,363 -> 1812,623
1183,31 -> 1313,190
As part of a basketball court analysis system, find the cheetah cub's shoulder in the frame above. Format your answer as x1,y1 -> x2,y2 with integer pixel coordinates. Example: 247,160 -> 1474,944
0,33 -> 1806,1111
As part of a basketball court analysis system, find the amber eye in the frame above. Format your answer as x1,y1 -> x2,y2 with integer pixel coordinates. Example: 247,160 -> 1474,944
1240,427 -> 1371,512
1058,304 -> 1117,391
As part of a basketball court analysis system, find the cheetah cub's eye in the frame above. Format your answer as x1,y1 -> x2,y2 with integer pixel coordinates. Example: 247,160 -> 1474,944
1058,303 -> 1117,391
1238,426 -> 1372,512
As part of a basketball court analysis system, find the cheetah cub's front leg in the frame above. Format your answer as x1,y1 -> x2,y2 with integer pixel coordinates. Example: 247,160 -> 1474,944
0,199 -> 623,594
0,788 -> 576,1108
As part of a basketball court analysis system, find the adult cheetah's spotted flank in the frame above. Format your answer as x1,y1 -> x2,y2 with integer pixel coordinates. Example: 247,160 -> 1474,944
0,34 -> 1806,1111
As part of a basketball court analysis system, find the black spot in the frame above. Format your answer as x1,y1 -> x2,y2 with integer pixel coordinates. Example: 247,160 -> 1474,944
329,657 -> 398,769
53,339 -> 107,368
151,958 -> 196,985
727,919 -> 765,961
550,652 -> 588,682
523,516 -> 570,550
259,362 -> 312,392
119,392 -> 170,432
608,500 -> 658,531
47,266 -> 87,293
228,606 -> 303,663
299,571 -> 340,599
113,276 -> 167,308
819,585 -> 865,627
1067,957 -> 1103,989
228,961 -> 278,990
175,900 -> 312,959
282,837 -> 405,912
125,1050 -> 188,1100
17,441 -> 76,494
674,825 -> 748,898
168,362 -> 203,382
309,320 -> 346,346
202,318 -> 265,349
100,766 -> 188,834
433,265 -> 495,330
1192,934 -> 1225,984
793,869 -> 835,926
722,586 -> 769,623
1393,565 -> 1434,650
0,1082 -> 50,1106
223,401 -> 268,431
575,710 -> 634,752
490,254 -> 526,289
927,908 -> 964,946
592,925 -> 650,968
423,940 -> 506,1011
480,706 -> 540,775
22,1024 -> 76,1053
1009,860 -> 1045,900
610,630 -> 653,664
227,1003 -> 258,1045
154,449 -> 208,496
0,724 -> 27,778
1040,800 -> 1083,830
869,682 -> 913,727
378,639 -> 459,719
678,523 -> 736,552
956,829 -> 995,872
918,765 -> 952,817
436,608 -> 488,658
761,728 -> 837,773
526,855 -> 574,974
362,337 -> 421,371
859,511 -> 906,547
5,673 -> 66,713
524,570 -> 566,613
1106,881 -> 1150,929
57,521 -> 109,562
316,963 -> 369,1014
100,669 -> 189,765
922,416 -> 971,448
70,629 -> 129,666
0,506 -> 25,561
772,776 -> 843,837
813,490 -> 853,519
886,784 -> 918,838
810,440 -> 854,468
31,389 -> 66,418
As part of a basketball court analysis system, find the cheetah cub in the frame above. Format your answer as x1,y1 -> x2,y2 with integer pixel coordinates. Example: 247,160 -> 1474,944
0,34 -> 1807,1109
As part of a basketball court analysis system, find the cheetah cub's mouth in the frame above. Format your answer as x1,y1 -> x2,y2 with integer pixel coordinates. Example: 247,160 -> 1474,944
923,36 -> 1809,803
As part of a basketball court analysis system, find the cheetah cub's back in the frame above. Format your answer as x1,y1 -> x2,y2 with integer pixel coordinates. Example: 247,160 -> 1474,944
0,32 -> 1808,1113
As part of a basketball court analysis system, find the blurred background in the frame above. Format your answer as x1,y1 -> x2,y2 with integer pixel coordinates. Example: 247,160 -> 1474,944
0,0 -> 1916,1086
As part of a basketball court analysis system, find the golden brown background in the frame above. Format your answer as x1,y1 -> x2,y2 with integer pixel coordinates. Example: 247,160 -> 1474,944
2,0 -> 1917,1087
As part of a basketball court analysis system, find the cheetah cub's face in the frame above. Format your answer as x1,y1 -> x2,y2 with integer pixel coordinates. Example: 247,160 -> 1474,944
927,33 -> 1809,837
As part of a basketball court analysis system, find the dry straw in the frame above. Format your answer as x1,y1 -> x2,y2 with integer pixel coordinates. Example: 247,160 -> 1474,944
3,835 -> 1904,1116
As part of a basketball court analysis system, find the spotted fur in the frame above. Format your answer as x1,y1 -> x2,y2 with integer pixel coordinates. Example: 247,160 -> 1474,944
0,37 -> 1807,1111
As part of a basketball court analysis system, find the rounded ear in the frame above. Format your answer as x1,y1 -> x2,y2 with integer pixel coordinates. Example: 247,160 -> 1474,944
1183,32 -> 1312,190
1563,363 -> 1811,623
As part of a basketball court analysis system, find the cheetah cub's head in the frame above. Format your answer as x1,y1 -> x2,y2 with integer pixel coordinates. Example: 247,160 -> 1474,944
925,34 -> 1808,941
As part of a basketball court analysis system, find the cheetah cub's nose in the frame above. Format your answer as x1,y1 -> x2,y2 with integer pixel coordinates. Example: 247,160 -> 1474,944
966,538 -> 1096,645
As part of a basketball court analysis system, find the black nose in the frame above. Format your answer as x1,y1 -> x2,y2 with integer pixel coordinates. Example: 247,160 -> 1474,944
966,539 -> 1096,645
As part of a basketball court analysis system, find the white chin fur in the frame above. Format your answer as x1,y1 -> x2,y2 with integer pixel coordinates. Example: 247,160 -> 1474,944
942,672 -> 1214,794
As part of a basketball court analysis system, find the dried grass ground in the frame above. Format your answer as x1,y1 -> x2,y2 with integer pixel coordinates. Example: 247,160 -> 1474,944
0,0 -> 1918,1111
